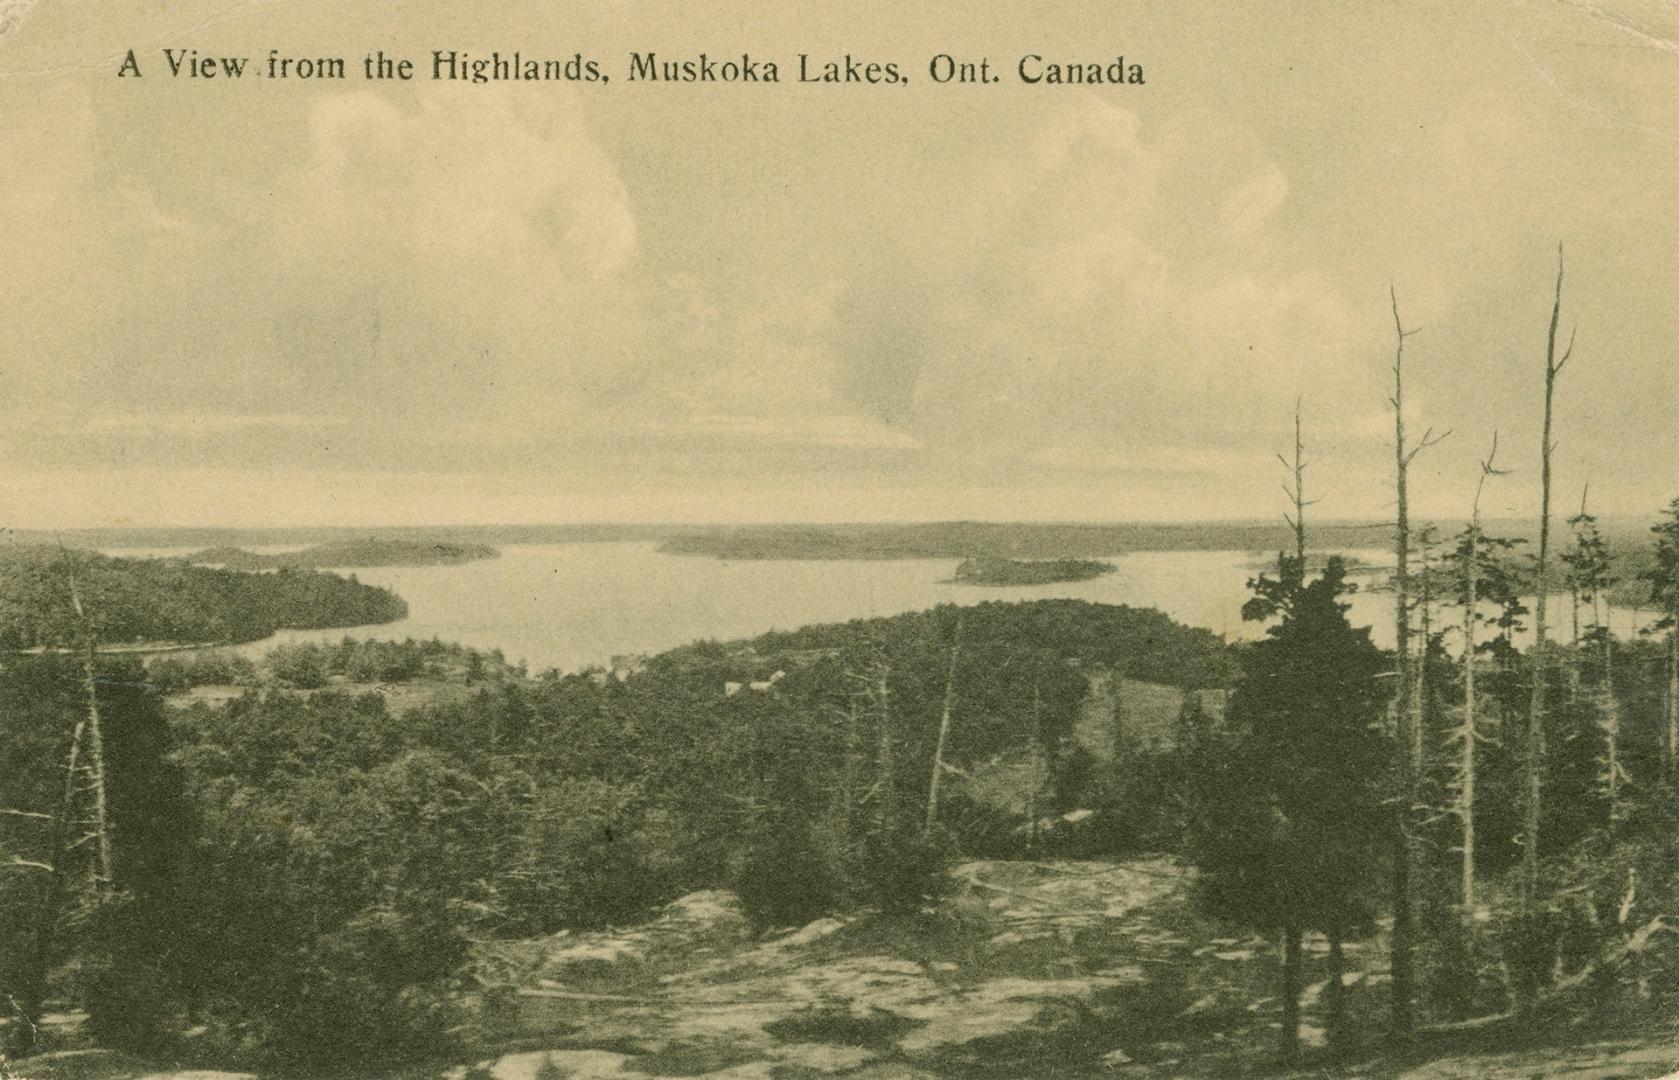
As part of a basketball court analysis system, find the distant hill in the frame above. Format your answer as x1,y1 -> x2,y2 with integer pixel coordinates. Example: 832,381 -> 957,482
37,523 -> 695,550
27,514 -> 1673,568
657,520 -> 1405,560
186,537 -> 499,570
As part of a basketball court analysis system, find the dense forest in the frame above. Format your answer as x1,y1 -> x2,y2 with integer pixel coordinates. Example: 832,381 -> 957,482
0,600 -> 1226,1071
0,546 -> 407,650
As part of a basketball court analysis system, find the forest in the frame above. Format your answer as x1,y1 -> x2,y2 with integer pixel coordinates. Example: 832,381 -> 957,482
0,546 -> 407,650
0,599 -> 1226,1073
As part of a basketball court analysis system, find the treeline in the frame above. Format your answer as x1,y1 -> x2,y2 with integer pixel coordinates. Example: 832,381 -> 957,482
187,538 -> 499,570
2,600 -> 1194,1070
145,637 -> 518,694
0,547 -> 407,649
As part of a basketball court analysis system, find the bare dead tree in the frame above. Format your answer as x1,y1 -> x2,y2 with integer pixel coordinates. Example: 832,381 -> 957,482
924,613 -> 965,834
1279,396 -> 1318,570
1388,284 -> 1447,1043
842,644 -> 899,842
66,573 -> 113,885
1451,433 -> 1508,910
875,666 -> 897,838
10,563 -> 118,1054
1523,244 -> 1574,912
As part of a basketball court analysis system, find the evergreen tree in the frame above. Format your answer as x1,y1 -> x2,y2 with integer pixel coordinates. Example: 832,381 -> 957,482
1560,499 -> 1622,835
1188,558 -> 1389,1060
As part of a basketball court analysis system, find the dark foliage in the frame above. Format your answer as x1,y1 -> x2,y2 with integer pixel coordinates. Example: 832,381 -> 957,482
0,547 -> 406,650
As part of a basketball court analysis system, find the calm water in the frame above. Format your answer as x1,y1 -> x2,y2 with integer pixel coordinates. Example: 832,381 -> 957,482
106,543 -> 1652,674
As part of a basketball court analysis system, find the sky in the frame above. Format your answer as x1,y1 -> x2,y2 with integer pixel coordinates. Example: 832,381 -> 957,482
2,0 -> 1677,528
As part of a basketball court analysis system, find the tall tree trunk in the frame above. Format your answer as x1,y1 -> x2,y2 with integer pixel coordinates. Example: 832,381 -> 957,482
13,714 -> 91,1056
15,570 -> 120,1053
1281,923 -> 1303,1064
925,615 -> 964,834
876,670 -> 897,838
68,574 -> 114,885
1459,434 -> 1501,912
1389,286 -> 1424,1043
1524,244 -> 1572,911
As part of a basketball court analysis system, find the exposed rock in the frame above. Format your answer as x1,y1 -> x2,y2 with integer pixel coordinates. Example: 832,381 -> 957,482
774,917 -> 848,948
535,890 -> 750,984
479,1052 -> 630,1080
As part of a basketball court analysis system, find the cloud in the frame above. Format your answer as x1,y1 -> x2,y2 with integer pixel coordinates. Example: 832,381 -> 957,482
265,87 -> 642,430
6,0 -> 1679,524
872,96 -> 1379,476
0,78 -> 648,471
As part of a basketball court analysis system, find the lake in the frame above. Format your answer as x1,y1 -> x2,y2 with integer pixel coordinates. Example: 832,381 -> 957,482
108,542 -> 1654,674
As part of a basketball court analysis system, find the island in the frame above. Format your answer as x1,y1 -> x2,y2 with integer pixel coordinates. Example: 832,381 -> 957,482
948,555 -> 1116,586
186,537 -> 499,570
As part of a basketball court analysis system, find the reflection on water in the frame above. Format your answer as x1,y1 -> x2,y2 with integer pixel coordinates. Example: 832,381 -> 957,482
105,543 -> 1658,675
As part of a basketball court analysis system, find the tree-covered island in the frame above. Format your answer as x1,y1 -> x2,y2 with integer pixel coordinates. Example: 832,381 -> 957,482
948,555 -> 1116,586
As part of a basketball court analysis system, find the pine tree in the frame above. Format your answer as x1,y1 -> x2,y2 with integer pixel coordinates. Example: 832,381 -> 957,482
1188,559 -> 1389,1060
1562,492 -> 1623,831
